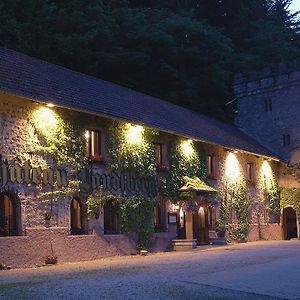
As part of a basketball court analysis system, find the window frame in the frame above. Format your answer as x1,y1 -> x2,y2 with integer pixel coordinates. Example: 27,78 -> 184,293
85,128 -> 105,162
154,142 -> 169,171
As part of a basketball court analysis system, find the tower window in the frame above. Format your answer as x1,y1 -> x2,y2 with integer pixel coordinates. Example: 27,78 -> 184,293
265,99 -> 272,112
283,134 -> 291,147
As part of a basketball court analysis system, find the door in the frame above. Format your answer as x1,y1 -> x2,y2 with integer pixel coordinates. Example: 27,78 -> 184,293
193,206 -> 209,245
0,194 -> 15,236
283,207 -> 298,240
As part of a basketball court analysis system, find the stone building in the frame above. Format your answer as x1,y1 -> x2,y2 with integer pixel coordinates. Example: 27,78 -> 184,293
0,48 -> 287,268
234,63 -> 300,241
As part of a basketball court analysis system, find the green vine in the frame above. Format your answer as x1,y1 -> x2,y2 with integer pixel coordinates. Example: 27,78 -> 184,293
120,195 -> 157,250
232,185 -> 251,241
280,188 -> 300,218
160,138 -> 206,201
87,191 -> 157,250
106,121 -> 158,177
31,107 -> 86,170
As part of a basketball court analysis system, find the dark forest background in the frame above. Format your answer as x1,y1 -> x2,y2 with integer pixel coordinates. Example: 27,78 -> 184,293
1,0 -> 299,121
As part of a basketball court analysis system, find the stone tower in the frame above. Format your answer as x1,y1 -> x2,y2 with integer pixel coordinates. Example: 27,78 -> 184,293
234,63 -> 300,162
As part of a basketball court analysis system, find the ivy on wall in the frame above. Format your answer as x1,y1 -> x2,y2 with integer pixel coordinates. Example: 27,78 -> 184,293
87,190 -> 156,250
31,107 -> 86,170
280,188 -> 300,218
106,121 -> 158,177
160,138 -> 206,201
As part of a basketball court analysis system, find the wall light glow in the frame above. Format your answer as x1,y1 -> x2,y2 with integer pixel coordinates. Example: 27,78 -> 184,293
84,130 -> 90,140
225,152 -> 241,183
181,139 -> 195,157
125,124 -> 144,145
31,107 -> 59,137
46,103 -> 55,108
261,160 -> 273,189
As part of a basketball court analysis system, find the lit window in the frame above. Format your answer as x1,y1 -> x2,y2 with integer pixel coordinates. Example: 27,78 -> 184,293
247,163 -> 255,182
153,200 -> 166,232
85,129 -> 103,160
155,143 -> 168,170
283,134 -> 291,147
207,155 -> 216,178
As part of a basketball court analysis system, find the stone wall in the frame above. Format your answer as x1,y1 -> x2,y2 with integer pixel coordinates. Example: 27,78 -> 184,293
0,92 -> 285,269
234,66 -> 300,161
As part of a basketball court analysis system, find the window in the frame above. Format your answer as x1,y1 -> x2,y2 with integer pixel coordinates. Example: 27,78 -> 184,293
70,198 -> 84,235
155,143 -> 168,170
265,99 -> 272,112
283,134 -> 291,147
153,200 -> 166,232
247,163 -> 255,184
85,129 -> 103,161
207,155 -> 216,178
104,200 -> 120,234
0,194 -> 17,237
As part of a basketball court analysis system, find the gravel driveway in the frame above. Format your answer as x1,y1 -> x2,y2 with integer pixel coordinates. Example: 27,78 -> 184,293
0,240 -> 299,300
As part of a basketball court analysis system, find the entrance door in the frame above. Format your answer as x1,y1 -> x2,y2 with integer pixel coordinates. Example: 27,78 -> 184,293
193,206 -> 209,245
177,207 -> 186,239
283,207 -> 298,240
0,194 -> 16,236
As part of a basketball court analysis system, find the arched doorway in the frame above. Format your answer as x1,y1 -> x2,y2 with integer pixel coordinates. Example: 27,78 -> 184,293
282,207 -> 298,240
0,192 -> 20,236
70,198 -> 84,235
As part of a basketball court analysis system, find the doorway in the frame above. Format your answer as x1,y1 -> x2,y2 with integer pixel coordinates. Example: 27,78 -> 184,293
193,206 -> 209,245
283,207 -> 298,240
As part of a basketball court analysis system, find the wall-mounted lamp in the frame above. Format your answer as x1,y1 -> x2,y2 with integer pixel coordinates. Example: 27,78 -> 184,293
46,103 -> 55,108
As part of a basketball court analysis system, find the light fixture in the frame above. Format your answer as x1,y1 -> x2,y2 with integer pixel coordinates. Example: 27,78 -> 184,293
46,103 -> 55,108
181,139 -> 195,157
125,124 -> 144,145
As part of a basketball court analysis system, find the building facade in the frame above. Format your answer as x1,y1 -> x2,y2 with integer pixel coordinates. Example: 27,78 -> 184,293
234,63 -> 300,241
0,49 -> 290,269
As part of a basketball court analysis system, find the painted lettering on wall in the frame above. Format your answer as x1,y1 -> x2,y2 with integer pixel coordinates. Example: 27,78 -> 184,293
0,156 -> 157,196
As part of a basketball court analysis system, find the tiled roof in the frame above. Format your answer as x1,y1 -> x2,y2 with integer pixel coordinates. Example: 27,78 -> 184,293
0,48 -> 280,160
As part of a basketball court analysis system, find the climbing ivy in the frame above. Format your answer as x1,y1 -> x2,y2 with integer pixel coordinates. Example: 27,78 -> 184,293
31,107 -> 86,170
160,138 -> 206,201
86,190 -> 157,250
120,195 -> 157,250
280,188 -> 300,218
106,121 -> 158,177
232,184 -> 251,241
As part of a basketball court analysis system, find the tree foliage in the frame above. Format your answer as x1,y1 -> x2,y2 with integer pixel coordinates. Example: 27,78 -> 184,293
0,0 -> 299,121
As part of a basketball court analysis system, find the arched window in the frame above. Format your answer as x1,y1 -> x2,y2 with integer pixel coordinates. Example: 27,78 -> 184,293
70,198 -> 84,235
0,193 -> 17,236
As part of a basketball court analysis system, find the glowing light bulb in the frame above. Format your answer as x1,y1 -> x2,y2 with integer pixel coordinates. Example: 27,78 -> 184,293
181,139 -> 195,157
32,107 -> 59,137
225,152 -> 240,183
125,124 -> 144,144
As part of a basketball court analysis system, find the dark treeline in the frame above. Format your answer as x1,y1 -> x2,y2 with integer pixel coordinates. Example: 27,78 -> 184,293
0,0 -> 299,121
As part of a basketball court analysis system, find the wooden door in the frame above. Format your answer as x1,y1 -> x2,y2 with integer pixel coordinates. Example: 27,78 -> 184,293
193,206 -> 209,245
0,195 -> 15,236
